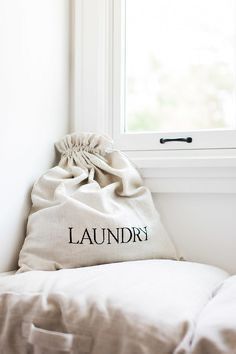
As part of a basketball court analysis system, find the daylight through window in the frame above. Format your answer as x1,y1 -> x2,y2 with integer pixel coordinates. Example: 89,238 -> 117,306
125,0 -> 236,133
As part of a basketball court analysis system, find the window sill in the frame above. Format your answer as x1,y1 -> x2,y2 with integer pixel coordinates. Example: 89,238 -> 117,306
124,149 -> 236,194
125,148 -> 236,168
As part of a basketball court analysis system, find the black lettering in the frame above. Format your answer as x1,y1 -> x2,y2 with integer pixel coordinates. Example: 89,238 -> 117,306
80,228 -> 93,244
68,227 -> 79,244
93,227 -> 105,245
132,227 -> 143,242
107,228 -> 119,244
68,226 -> 148,245
139,226 -> 148,241
121,227 -> 133,243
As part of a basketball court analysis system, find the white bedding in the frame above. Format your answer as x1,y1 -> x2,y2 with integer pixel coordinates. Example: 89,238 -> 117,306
0,260 -> 229,354
185,275 -> 236,354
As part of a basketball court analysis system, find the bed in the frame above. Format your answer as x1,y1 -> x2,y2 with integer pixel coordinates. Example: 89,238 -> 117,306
0,259 -> 234,354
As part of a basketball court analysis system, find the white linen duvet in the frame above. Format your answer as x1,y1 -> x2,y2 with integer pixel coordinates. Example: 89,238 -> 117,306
0,260 -> 230,354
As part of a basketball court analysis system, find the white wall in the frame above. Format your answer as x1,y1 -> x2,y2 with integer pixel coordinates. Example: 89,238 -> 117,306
0,0 -> 70,271
153,193 -> 236,274
129,159 -> 236,275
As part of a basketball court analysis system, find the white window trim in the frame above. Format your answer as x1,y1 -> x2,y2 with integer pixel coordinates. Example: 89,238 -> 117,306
69,0 -> 236,193
112,0 -> 236,151
70,0 -> 113,136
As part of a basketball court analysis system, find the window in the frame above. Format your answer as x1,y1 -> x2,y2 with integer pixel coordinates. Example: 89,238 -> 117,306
113,0 -> 236,151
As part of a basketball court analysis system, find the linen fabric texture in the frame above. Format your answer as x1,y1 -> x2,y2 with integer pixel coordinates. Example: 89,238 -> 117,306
18,133 -> 177,272
0,260 -> 229,354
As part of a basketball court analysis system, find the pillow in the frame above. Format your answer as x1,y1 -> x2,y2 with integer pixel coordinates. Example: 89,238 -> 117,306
183,275 -> 236,354
18,133 -> 177,271
0,260 -> 229,354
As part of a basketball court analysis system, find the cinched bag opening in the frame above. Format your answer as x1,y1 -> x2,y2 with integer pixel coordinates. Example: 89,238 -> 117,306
55,133 -> 113,168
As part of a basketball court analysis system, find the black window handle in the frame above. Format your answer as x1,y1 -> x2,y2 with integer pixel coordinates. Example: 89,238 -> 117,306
160,137 -> 192,144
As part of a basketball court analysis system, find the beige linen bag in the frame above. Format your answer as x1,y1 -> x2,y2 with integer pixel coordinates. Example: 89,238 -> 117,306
18,133 -> 177,271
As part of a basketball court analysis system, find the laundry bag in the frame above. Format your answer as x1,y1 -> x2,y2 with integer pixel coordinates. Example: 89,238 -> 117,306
18,133 -> 177,272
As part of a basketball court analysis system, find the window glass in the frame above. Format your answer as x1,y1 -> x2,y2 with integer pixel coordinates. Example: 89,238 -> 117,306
125,0 -> 236,132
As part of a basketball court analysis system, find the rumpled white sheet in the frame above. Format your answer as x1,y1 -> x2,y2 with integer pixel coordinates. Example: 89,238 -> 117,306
0,260 -> 229,354
181,275 -> 236,354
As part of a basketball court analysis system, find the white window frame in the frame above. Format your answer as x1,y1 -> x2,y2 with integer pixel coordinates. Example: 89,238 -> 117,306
70,0 -> 236,175
113,0 -> 236,152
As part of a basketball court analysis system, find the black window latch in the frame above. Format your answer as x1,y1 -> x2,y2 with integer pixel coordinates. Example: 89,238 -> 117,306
160,137 -> 192,144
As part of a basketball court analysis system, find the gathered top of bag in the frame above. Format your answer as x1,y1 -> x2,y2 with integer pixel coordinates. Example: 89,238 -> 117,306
56,133 -> 113,157
55,133 -> 114,169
